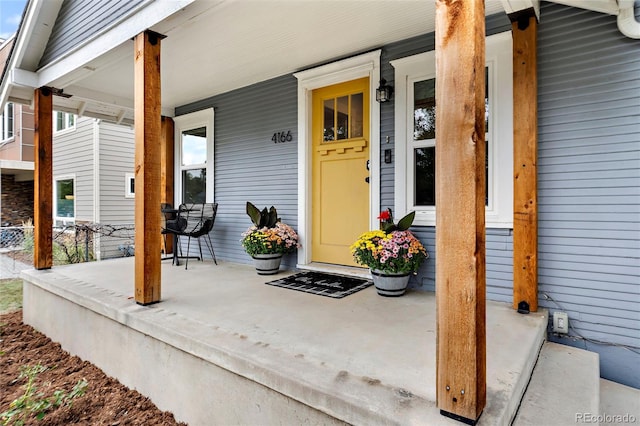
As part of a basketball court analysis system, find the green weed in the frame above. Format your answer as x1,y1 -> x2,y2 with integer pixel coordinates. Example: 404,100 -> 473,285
0,364 -> 88,426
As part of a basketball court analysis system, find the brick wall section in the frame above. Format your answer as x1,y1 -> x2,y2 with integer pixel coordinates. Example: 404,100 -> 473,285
1,175 -> 34,225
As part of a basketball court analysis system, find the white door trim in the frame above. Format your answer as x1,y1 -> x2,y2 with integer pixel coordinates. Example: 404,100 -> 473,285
294,50 -> 381,266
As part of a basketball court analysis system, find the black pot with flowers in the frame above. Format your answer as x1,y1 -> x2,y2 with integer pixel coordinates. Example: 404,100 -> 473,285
350,208 -> 428,296
241,202 -> 300,275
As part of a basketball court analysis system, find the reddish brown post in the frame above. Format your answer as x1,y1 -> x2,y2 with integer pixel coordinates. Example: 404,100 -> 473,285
512,14 -> 538,313
435,0 -> 486,422
33,87 -> 53,270
134,30 -> 163,305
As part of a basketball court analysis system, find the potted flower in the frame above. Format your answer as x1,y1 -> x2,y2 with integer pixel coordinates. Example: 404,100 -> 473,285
350,208 -> 428,296
241,202 -> 300,275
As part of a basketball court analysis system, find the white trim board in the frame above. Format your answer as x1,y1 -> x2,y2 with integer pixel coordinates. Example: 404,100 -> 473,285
391,31 -> 514,228
294,50 -> 381,266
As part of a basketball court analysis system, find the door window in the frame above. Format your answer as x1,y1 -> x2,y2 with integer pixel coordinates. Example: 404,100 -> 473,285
322,92 -> 364,141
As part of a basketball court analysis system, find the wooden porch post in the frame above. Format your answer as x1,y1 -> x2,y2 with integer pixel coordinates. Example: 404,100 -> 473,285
134,30 -> 163,305
160,116 -> 174,254
33,87 -> 53,270
512,14 -> 538,312
435,0 -> 486,423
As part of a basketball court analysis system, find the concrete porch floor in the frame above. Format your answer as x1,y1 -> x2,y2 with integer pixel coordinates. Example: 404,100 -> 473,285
21,258 -> 547,425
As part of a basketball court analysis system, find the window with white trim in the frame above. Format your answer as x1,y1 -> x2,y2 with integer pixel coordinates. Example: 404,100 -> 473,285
54,176 -> 75,225
125,173 -> 135,198
54,111 -> 75,133
391,31 -> 513,228
174,109 -> 214,204
0,102 -> 14,141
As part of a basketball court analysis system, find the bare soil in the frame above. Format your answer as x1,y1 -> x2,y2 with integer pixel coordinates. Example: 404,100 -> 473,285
0,310 -> 187,425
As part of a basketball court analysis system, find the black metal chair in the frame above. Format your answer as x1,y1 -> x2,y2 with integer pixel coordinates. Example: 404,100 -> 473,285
170,203 -> 218,269
161,203 -> 179,261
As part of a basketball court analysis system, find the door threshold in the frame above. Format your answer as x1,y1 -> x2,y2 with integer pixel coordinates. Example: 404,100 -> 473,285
296,262 -> 371,279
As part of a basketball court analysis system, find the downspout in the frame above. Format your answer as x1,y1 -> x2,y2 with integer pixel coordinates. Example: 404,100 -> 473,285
93,119 -> 101,260
618,0 -> 640,39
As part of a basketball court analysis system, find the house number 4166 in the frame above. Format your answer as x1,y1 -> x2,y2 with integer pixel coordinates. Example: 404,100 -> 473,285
272,130 -> 292,144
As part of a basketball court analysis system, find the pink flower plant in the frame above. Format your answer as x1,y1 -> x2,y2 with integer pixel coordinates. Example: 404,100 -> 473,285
350,209 -> 429,274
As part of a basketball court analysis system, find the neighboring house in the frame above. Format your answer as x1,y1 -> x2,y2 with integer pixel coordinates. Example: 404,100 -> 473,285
0,0 -> 638,399
0,34 -> 34,226
51,113 -> 136,259
0,104 -> 135,259
1,36 -> 135,257
0,100 -> 34,226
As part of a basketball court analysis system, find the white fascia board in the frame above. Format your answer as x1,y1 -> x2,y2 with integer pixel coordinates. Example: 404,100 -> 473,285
0,160 -> 35,171
10,68 -> 39,88
500,0 -> 540,19
37,0 -> 194,88
12,0 -> 61,68
0,0 -> 53,108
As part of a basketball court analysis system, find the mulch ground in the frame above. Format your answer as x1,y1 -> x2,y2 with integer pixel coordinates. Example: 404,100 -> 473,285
0,310 -> 187,425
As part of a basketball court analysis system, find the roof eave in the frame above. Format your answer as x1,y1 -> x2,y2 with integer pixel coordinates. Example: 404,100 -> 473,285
0,0 -> 63,108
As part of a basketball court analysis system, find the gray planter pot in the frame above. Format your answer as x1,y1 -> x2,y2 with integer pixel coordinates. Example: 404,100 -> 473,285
252,253 -> 283,275
371,269 -> 411,297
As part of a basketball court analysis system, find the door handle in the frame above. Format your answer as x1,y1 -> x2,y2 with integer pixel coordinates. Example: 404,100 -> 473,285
365,177 -> 370,183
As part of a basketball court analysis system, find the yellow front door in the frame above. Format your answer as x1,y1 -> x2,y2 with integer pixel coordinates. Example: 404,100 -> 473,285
311,77 -> 370,267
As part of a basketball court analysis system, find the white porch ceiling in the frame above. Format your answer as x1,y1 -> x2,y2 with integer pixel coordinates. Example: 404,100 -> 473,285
41,0 -> 505,124
4,0 -> 634,125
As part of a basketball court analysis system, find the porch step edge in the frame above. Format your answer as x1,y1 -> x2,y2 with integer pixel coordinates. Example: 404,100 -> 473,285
514,341 -> 600,425
600,379 -> 640,424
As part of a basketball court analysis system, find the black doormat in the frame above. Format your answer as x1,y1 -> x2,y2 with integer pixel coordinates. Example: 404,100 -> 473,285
265,271 -> 372,299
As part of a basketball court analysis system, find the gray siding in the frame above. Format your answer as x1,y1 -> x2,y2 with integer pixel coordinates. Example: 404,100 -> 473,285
52,116 -> 94,223
177,75 -> 299,267
52,118 -> 136,259
98,121 -> 135,223
97,121 -> 135,259
379,13 -> 512,209
39,0 -> 145,68
538,2 -> 640,388
173,7 -> 640,388
175,13 -> 515,292
411,228 -> 514,304
380,13 -> 514,300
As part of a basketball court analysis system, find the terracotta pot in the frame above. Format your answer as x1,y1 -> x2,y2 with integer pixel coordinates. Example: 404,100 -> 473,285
370,269 -> 411,297
252,253 -> 283,275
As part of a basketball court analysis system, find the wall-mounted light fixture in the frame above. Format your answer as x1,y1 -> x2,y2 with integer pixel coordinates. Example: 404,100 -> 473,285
376,79 -> 393,103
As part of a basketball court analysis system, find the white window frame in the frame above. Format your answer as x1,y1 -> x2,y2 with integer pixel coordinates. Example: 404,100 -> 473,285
54,175 -> 76,225
53,111 -> 76,133
174,108 -> 215,205
391,31 -> 513,228
125,173 -> 135,198
0,102 -> 14,141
